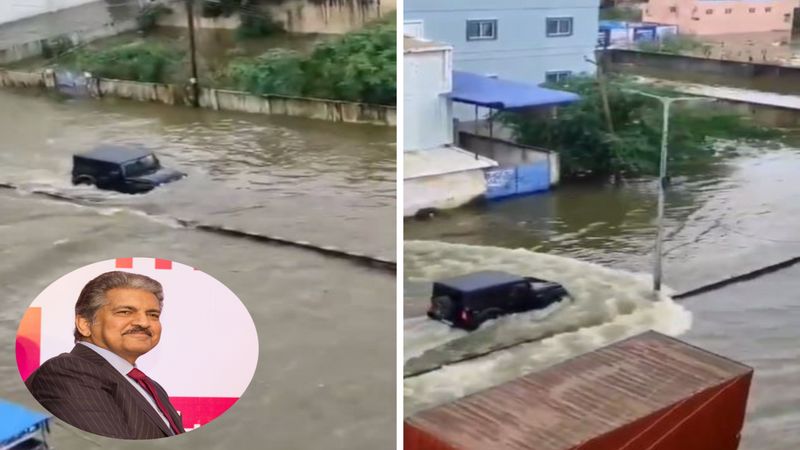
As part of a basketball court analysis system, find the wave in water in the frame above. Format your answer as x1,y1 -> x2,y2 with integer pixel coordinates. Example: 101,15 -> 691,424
404,240 -> 692,414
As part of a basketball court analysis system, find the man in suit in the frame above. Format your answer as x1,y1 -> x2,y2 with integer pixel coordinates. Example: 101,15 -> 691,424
25,271 -> 185,439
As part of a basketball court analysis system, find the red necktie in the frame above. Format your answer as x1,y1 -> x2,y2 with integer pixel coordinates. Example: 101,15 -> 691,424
127,368 -> 183,435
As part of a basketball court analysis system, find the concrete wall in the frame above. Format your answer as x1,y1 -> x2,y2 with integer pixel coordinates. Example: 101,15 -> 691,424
0,69 -> 49,87
0,0 -> 140,64
459,132 -> 549,165
0,19 -> 139,64
404,43 -> 453,150
201,88 -> 396,125
405,0 -> 600,85
404,169 -> 487,216
0,0 -> 99,24
605,49 -> 800,93
0,69 -> 395,125
459,131 -> 561,192
159,0 -> 395,34
644,0 -> 797,35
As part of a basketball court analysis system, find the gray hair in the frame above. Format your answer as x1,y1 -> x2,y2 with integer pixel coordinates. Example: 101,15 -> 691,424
74,271 -> 164,342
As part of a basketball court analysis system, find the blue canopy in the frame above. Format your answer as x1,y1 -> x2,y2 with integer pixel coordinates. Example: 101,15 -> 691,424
0,400 -> 50,444
451,71 -> 581,110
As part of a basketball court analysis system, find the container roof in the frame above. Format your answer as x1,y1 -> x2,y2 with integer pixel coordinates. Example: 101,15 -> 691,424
404,36 -> 451,53
0,400 -> 49,443
406,331 -> 753,450
435,270 -> 525,292
76,144 -> 152,163
451,71 -> 581,110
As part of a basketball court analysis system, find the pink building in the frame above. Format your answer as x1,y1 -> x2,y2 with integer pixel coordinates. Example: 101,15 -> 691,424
643,0 -> 799,34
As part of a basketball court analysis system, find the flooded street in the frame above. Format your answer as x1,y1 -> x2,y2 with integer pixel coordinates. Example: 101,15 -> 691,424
405,143 -> 800,448
684,265 -> 800,450
0,89 -> 395,258
406,144 -> 800,303
0,89 -> 395,448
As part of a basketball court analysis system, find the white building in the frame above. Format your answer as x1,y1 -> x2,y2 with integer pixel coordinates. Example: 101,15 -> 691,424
404,37 -> 497,217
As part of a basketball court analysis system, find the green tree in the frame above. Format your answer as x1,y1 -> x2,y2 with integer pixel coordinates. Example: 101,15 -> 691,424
500,75 -> 779,179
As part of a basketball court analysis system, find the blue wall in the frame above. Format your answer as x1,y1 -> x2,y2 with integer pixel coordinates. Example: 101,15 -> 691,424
485,160 -> 551,199
405,0 -> 600,85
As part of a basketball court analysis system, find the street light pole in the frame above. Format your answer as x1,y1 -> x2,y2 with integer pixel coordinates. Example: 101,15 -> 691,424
626,90 -> 715,294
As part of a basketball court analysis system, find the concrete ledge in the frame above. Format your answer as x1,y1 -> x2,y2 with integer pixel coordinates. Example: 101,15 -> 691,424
405,145 -> 497,180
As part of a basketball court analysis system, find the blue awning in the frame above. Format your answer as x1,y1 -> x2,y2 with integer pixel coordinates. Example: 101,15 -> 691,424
451,71 -> 581,110
0,400 -> 50,444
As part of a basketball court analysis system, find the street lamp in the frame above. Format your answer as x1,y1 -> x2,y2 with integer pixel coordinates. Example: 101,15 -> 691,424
625,90 -> 716,294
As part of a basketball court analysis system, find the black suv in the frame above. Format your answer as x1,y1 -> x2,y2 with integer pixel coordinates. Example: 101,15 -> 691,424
427,270 -> 569,330
72,145 -> 185,194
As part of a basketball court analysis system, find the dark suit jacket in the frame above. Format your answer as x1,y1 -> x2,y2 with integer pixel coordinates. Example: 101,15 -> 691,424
25,344 -> 185,439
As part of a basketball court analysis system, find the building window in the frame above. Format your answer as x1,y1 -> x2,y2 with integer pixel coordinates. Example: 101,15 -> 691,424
705,9 -> 713,14
466,19 -> 497,41
725,8 -> 732,14
546,17 -> 573,37
545,71 -> 572,84
669,6 -> 677,13
749,8 -> 755,13
765,7 -> 772,13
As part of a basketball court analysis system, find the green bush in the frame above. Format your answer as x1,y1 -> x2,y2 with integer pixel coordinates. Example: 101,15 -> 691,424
225,49 -> 305,96
222,18 -> 396,104
237,10 -> 283,39
201,0 -> 240,18
303,19 -> 396,104
41,36 -> 74,59
75,43 -> 181,83
599,6 -> 642,22
501,75 -> 780,179
136,3 -> 173,33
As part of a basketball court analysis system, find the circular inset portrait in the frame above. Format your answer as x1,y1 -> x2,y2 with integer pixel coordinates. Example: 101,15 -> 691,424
14,257 -> 259,440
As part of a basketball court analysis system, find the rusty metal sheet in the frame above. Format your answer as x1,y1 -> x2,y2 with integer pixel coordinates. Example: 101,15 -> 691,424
405,331 -> 753,450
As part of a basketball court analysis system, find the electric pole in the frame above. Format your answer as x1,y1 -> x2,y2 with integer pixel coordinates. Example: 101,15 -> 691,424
185,0 -> 199,107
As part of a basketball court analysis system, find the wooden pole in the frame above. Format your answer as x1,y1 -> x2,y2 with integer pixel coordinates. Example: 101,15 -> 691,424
186,0 -> 199,107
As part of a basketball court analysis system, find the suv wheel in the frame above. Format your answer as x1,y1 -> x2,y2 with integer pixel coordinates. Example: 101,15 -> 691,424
471,308 -> 504,330
74,175 -> 96,186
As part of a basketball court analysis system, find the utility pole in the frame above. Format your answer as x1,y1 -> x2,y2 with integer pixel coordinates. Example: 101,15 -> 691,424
584,56 -> 614,134
626,90 -> 715,294
185,0 -> 200,107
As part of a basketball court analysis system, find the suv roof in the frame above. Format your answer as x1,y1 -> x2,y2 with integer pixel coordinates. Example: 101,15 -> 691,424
75,145 -> 152,164
435,270 -> 525,293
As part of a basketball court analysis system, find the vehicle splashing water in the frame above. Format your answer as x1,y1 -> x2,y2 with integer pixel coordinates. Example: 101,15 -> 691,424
404,240 -> 692,414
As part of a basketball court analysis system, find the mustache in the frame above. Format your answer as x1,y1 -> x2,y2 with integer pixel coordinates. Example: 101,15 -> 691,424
123,326 -> 152,336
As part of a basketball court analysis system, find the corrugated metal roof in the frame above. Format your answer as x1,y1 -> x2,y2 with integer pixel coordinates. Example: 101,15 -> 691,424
404,36 -> 451,53
406,331 -> 752,450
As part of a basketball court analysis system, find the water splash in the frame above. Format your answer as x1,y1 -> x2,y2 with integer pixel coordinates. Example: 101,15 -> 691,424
404,240 -> 693,414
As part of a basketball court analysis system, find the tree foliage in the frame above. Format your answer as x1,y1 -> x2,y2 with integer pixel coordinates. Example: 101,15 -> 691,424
237,11 -> 283,39
224,18 -> 396,104
500,75 -> 779,179
303,19 -> 396,104
74,43 -> 181,83
136,3 -> 173,34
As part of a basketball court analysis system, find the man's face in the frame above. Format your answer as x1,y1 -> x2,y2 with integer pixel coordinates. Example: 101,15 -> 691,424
77,288 -> 162,364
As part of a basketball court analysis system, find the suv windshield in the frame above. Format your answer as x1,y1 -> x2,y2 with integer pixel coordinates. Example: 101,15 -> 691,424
123,154 -> 159,177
